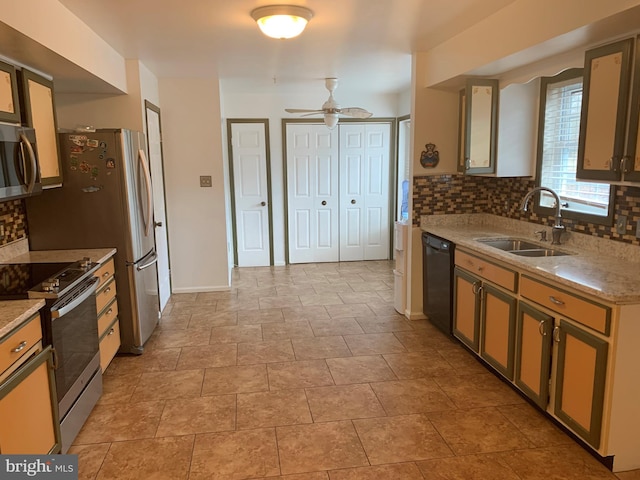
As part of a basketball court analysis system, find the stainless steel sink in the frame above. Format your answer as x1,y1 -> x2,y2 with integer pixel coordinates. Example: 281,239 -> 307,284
477,238 -> 541,251
511,249 -> 570,257
476,237 -> 571,257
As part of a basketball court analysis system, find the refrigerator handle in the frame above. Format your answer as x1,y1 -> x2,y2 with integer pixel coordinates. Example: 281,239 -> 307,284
19,134 -> 37,194
138,148 -> 154,237
134,250 -> 158,271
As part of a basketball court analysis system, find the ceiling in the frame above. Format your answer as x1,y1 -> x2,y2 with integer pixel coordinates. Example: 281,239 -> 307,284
54,0 -> 518,95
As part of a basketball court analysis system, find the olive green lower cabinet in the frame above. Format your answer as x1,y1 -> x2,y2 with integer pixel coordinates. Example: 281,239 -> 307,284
452,247 -> 640,472
554,319 -> 608,448
452,267 -> 480,352
514,302 -> 553,409
0,343 -> 61,454
453,251 -> 518,380
480,283 -> 517,380
514,301 -> 608,448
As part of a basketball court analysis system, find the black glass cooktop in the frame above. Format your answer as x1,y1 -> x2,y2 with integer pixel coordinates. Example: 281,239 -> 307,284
0,262 -> 73,299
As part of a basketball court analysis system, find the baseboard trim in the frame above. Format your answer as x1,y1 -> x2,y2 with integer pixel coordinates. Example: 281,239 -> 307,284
405,309 -> 427,320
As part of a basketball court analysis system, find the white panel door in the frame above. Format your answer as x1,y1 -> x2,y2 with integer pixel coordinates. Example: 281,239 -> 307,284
145,103 -> 171,312
231,122 -> 270,267
339,123 -> 391,261
287,124 -> 339,264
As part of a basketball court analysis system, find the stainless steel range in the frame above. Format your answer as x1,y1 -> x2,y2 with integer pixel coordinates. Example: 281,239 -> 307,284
0,258 -> 103,453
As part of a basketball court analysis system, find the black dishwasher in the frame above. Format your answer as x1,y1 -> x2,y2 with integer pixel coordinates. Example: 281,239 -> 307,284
422,232 -> 455,336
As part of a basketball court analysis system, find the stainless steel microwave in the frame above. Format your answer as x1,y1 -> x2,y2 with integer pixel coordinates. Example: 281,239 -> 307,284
0,123 -> 42,200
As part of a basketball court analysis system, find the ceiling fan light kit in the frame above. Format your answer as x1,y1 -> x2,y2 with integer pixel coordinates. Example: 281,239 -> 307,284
251,5 -> 313,39
285,77 -> 373,129
324,113 -> 339,129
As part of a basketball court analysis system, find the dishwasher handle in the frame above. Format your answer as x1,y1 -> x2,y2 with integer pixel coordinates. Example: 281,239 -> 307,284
425,234 -> 451,252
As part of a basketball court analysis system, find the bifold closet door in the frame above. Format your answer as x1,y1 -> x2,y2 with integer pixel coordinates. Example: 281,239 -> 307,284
286,124 -> 339,264
339,123 -> 391,261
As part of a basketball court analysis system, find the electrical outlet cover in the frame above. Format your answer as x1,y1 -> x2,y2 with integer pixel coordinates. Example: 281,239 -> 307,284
616,215 -> 627,235
200,175 -> 212,187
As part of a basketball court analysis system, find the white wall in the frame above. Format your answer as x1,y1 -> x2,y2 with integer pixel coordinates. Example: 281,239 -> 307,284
221,88 -> 401,265
160,77 -> 230,292
56,60 -> 158,132
422,0 -> 640,87
397,88 -> 412,117
405,52 -> 459,319
0,0 -> 126,92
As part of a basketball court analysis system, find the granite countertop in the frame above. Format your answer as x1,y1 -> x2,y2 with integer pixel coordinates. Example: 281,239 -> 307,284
421,214 -> 640,304
4,248 -> 116,265
0,299 -> 45,339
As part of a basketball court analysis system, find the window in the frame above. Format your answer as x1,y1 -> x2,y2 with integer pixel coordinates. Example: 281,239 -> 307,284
536,69 -> 614,225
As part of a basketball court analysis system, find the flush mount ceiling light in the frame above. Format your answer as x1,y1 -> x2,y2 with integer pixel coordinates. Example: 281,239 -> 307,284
251,5 -> 314,39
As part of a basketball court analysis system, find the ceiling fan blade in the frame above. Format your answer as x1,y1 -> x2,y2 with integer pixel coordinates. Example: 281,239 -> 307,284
285,108 -> 324,114
301,112 -> 325,117
339,107 -> 373,118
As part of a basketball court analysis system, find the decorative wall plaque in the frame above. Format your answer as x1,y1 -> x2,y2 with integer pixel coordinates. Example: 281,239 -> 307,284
420,142 -> 440,168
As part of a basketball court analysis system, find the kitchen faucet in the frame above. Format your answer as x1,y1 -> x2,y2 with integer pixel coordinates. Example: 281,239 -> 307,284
521,186 -> 566,245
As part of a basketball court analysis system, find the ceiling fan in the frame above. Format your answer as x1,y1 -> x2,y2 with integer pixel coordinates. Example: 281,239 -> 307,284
285,78 -> 373,129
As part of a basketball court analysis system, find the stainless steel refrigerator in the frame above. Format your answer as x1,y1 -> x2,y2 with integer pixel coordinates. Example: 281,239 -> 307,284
26,128 -> 160,354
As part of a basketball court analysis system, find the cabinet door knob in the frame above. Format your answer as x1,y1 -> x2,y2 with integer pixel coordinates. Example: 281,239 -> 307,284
548,295 -> 564,306
351,199 -> 356,204
610,156 -> 618,172
260,201 -> 266,206
621,156 -> 629,174
108,328 -> 115,335
553,326 -> 561,343
538,320 -> 547,336
471,281 -> 481,295
102,271 -> 110,278
11,340 -> 27,353
321,200 -> 327,206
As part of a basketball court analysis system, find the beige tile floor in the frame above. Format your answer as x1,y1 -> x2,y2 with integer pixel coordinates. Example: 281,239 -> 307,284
70,261 -> 640,480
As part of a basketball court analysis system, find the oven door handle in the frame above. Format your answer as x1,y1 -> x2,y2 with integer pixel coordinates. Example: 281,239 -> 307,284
51,276 -> 100,319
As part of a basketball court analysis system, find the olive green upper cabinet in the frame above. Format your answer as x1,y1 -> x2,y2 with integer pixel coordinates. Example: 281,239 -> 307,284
18,69 -> 63,187
458,79 -> 499,175
577,37 -> 640,182
0,61 -> 21,124
623,36 -> 640,182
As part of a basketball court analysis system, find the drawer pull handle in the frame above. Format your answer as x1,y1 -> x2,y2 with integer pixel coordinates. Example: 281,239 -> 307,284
11,341 -> 28,353
108,328 -> 115,336
104,287 -> 111,294
539,320 -> 546,336
553,326 -> 561,343
102,271 -> 110,278
471,281 -> 481,295
549,295 -> 564,306
107,308 -> 113,315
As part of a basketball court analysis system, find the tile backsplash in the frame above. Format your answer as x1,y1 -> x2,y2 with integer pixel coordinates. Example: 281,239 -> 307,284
413,175 -> 640,246
0,200 -> 27,246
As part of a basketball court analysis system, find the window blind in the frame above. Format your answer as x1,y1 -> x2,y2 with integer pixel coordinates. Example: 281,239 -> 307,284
540,77 -> 610,215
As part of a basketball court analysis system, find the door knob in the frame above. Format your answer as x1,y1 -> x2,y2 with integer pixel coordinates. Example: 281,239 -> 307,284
154,221 -> 163,227
321,200 -> 327,206
351,199 -> 356,204
261,201 -> 266,206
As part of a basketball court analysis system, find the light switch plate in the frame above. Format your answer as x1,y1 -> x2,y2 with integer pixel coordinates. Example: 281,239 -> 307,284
616,215 -> 627,235
200,175 -> 212,188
